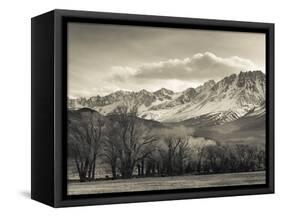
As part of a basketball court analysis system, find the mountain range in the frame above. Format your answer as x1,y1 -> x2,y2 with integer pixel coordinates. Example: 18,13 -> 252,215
68,71 -> 265,125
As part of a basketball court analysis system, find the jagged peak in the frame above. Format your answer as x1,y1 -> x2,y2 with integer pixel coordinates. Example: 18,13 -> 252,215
114,90 -> 129,94
109,90 -> 131,96
139,89 -> 151,94
238,70 -> 265,78
203,79 -> 216,87
195,80 -> 216,93
183,87 -> 196,94
154,88 -> 174,95
218,73 -> 237,85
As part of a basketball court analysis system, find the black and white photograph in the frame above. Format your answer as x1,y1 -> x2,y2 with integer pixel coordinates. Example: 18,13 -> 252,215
0,0 -> 279,212
67,22 -> 266,195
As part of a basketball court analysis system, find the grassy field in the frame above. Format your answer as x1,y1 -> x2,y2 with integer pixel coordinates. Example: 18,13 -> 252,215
67,171 -> 265,195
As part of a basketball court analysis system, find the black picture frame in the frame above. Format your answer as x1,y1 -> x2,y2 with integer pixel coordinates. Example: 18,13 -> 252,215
31,9 -> 274,207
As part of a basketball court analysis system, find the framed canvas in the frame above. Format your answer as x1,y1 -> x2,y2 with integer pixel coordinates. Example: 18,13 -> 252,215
31,9 -> 274,207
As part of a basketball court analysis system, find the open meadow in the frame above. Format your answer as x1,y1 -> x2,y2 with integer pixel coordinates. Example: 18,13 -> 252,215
68,171 -> 265,195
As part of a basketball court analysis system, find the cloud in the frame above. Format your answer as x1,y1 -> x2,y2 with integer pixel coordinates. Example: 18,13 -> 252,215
110,52 -> 261,83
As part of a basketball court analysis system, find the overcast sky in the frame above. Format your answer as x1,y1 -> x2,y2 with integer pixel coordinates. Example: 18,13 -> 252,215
68,22 -> 265,98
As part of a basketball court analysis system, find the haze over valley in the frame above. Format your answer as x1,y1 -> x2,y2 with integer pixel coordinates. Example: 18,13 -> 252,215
68,70 -> 265,145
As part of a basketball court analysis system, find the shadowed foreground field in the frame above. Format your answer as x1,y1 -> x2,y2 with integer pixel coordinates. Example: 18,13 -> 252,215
68,171 -> 265,195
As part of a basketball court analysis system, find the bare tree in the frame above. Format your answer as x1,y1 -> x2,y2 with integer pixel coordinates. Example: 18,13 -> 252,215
195,146 -> 206,174
68,115 -> 105,182
112,105 -> 158,178
159,137 -> 189,176
203,145 -> 223,173
102,126 -> 120,179
257,149 -> 265,170
175,138 -> 189,174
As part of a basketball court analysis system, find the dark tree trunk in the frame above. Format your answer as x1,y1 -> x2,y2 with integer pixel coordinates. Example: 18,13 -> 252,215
157,162 -> 160,175
145,163 -> 151,176
91,163 -> 96,180
151,162 -> 155,176
141,159 -> 145,176
111,165 -> 117,179
137,164 -> 141,176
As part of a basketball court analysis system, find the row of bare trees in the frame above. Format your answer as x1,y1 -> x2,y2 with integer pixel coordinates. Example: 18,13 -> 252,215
185,144 -> 265,174
158,137 -> 189,176
68,106 -> 265,182
68,106 -> 158,182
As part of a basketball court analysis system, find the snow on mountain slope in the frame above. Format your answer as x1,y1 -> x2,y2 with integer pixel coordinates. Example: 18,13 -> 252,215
140,71 -> 265,122
68,71 -> 265,124
243,102 -> 265,118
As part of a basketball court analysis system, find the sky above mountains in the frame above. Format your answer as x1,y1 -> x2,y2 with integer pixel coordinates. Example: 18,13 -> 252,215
68,22 -> 265,97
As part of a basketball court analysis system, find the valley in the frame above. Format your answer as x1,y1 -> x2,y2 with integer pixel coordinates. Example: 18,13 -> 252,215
67,70 -> 266,187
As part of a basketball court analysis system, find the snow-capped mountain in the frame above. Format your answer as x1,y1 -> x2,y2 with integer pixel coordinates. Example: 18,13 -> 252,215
68,71 -> 265,124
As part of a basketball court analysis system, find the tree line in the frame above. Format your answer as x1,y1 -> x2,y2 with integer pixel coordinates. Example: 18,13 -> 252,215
68,106 -> 265,182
